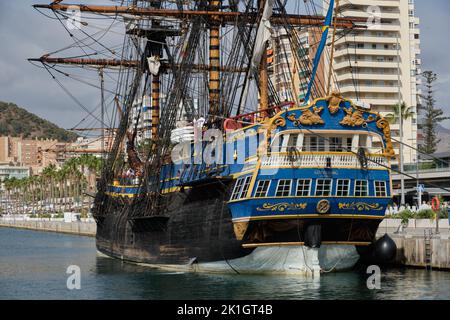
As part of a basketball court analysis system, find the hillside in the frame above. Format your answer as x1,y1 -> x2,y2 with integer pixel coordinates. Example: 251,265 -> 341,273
0,101 -> 78,142
436,124 -> 450,153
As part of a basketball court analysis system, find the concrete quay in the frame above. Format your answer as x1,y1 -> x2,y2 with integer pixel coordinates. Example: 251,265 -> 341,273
377,219 -> 450,270
0,218 -> 96,237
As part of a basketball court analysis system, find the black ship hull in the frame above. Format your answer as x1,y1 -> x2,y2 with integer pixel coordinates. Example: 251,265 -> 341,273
94,180 -> 383,266
94,181 -> 251,264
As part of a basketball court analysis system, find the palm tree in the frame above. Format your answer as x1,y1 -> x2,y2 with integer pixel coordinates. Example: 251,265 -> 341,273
385,102 -> 415,206
42,164 -> 57,213
385,102 -> 416,126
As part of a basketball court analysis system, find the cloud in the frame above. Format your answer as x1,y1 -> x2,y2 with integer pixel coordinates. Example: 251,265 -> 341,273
416,0 -> 450,126
0,0 -> 115,129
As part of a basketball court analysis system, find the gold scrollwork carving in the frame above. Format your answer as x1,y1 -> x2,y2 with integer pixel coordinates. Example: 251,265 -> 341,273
256,202 -> 307,212
273,117 -> 286,128
340,107 -> 377,127
376,118 -> 395,157
288,106 -> 324,126
338,202 -> 384,211
327,92 -> 343,114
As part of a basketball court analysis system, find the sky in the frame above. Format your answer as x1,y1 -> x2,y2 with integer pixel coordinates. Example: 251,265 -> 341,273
0,0 -> 450,130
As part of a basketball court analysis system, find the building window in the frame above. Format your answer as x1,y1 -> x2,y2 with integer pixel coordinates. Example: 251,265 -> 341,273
276,179 -> 292,197
374,181 -> 387,197
315,179 -> 332,196
355,180 -> 369,197
336,179 -> 350,196
254,180 -> 271,198
296,179 -> 311,196
231,176 -> 251,200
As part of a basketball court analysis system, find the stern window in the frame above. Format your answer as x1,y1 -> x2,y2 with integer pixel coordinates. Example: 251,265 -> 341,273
231,176 -> 251,200
336,179 -> 350,196
315,179 -> 332,196
296,179 -> 311,196
254,180 -> 271,198
355,180 -> 369,197
330,137 -> 343,152
374,181 -> 387,197
276,179 -> 292,197
240,176 -> 252,199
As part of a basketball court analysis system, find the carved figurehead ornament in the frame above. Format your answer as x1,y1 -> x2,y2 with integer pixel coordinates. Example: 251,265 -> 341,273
327,91 -> 343,114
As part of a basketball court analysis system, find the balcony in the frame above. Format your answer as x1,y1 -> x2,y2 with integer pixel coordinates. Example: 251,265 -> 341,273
357,98 -> 400,106
261,153 -> 388,170
339,84 -> 399,94
335,36 -> 398,46
339,0 -> 399,8
336,73 -> 399,82
334,48 -> 398,58
340,9 -> 399,20
334,60 -> 398,70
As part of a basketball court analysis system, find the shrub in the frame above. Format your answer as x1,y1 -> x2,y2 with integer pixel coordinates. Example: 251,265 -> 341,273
395,209 -> 414,224
415,209 -> 436,219
439,208 -> 449,219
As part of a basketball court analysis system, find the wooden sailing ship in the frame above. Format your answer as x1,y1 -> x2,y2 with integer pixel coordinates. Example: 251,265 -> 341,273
30,0 -> 396,275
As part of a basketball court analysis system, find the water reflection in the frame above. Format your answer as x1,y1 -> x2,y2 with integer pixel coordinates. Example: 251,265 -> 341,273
1,228 -> 449,300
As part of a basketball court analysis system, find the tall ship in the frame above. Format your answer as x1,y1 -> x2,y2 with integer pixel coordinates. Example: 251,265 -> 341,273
31,0 -> 396,275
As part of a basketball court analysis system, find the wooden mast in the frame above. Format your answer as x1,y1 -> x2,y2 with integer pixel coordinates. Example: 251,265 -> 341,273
259,0 -> 269,120
151,70 -> 160,142
150,3 -> 162,144
209,0 -> 221,124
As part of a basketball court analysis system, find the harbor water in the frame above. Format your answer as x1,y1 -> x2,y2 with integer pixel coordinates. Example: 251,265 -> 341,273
1,227 -> 449,300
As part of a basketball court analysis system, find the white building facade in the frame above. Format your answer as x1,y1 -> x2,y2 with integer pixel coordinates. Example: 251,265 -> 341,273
325,0 -> 421,163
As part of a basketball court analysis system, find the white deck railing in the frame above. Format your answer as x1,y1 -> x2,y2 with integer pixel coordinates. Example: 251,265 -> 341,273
261,153 -> 388,169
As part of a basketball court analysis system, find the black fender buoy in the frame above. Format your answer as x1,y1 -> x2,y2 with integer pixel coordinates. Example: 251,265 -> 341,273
373,234 -> 397,263
357,234 -> 397,265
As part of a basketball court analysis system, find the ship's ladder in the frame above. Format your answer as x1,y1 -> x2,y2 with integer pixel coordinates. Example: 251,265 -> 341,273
424,229 -> 433,270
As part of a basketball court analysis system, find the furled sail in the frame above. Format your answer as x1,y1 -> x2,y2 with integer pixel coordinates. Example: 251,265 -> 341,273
239,0 -> 274,112
251,0 -> 274,71
147,56 -> 161,76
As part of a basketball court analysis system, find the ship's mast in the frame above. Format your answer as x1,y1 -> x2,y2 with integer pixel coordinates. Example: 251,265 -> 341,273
150,2 -> 162,145
209,0 -> 221,124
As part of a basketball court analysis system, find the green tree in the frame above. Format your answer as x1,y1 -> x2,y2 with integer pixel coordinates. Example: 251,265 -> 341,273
419,71 -> 450,154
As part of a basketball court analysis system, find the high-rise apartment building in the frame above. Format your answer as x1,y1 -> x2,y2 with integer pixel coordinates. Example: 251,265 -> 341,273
325,0 -> 421,163
268,28 -> 324,104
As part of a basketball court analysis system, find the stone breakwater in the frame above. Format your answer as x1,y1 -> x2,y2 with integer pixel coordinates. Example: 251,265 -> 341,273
0,219 -> 96,237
